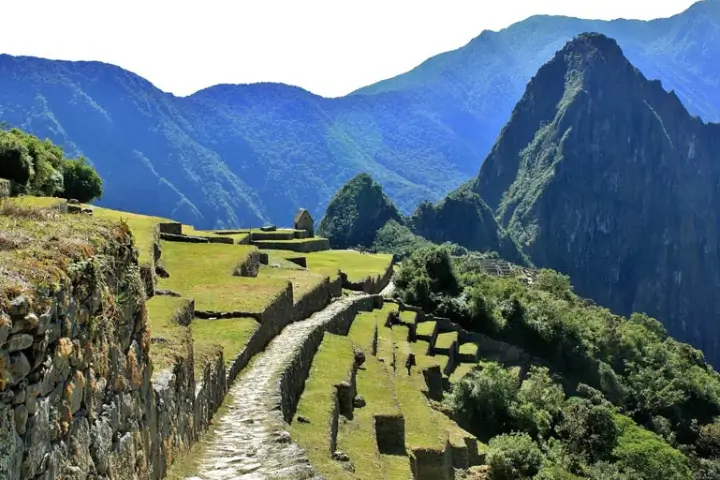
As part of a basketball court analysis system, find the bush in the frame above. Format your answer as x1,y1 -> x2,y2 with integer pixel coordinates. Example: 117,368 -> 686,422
487,432 -> 543,479
61,157 -> 103,202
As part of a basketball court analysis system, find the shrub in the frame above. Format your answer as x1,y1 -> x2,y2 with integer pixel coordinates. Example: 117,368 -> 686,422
61,157 -> 103,202
487,432 -> 543,479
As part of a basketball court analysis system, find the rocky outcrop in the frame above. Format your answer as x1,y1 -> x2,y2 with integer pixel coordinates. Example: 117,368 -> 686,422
233,250 -> 261,278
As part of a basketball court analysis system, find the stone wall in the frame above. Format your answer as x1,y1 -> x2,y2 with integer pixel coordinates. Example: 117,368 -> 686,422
329,275 -> 343,297
422,365 -> 445,402
375,414 -> 406,454
192,351 -> 226,439
140,225 -> 161,298
292,278 -> 335,323
0,227 -> 156,480
410,443 -> 454,480
253,238 -> 331,253
0,178 -> 11,197
157,223 -> 183,235
278,294 -> 382,424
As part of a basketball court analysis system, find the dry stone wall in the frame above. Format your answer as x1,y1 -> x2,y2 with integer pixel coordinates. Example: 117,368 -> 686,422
0,230 -> 155,480
0,178 -> 11,197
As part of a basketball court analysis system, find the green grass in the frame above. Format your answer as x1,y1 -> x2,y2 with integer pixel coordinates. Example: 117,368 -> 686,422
6,196 -> 67,208
399,310 -> 417,326
459,343 -> 479,357
303,250 -> 393,284
292,333 -> 356,478
191,318 -> 260,376
158,241 -> 288,313
257,264 -> 327,305
435,332 -> 458,350
254,237 -> 326,244
91,205 -> 170,265
146,295 -> 192,374
450,363 -> 479,383
349,312 -> 380,353
416,321 -> 436,337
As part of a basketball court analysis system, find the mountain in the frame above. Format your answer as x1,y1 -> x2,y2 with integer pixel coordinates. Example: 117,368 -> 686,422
317,173 -> 402,249
0,1 -> 719,228
410,185 -> 528,265
464,32 -> 720,366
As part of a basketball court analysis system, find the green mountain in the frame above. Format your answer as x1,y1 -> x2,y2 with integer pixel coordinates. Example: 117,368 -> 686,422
463,32 -> 720,367
0,1 -> 719,228
317,173 -> 402,249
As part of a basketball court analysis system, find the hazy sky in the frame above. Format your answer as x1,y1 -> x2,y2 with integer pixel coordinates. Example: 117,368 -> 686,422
0,0 -> 701,97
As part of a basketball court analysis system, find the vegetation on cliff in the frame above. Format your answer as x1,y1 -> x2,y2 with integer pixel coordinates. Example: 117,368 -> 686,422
317,173 -> 402,249
395,245 -> 720,479
0,126 -> 102,202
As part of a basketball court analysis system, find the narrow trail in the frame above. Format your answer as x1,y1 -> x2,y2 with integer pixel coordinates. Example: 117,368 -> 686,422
186,296 -> 363,480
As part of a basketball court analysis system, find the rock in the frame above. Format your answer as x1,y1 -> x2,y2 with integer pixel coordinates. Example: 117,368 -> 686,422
354,349 -> 366,367
297,415 -> 311,424
353,396 -> 366,408
6,333 -> 33,352
155,289 -> 181,297
22,397 -> 51,479
89,417 -> 112,474
11,313 -> 38,334
37,311 -> 52,336
155,264 -> 170,278
9,352 -> 31,385
0,404 -> 23,480
8,295 -> 30,317
0,314 -> 11,344
14,405 -> 28,435
12,388 -> 25,405
332,450 -> 350,462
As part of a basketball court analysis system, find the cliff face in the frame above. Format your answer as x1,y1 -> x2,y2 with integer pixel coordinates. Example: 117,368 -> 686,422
473,33 -> 720,365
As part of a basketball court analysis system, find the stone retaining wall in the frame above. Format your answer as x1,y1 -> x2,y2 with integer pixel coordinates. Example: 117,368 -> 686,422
253,238 -> 331,253
410,442 -> 454,480
158,222 -> 183,235
292,278 -> 334,322
0,228 -> 157,480
192,351 -> 226,438
330,275 -> 343,297
278,294 -> 382,424
375,414 -> 406,454
140,225 -> 161,298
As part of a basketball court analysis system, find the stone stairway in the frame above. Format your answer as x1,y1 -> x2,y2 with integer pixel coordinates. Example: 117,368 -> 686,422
186,295 -> 372,480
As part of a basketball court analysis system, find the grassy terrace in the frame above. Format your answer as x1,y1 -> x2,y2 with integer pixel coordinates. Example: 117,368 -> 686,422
158,241 -> 287,313
191,318 -> 259,375
292,333 -> 355,478
146,296 -> 192,374
89,206 -> 170,265
257,264 -> 327,304
450,363 -> 479,383
459,343 -> 479,357
304,250 -> 393,284
6,196 -> 67,208
435,332 -> 458,351
416,321 -> 436,338
0,199 -> 121,309
399,310 -> 417,326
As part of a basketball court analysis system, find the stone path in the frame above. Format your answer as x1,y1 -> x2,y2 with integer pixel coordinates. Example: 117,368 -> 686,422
186,296 -> 364,480
380,279 -> 396,298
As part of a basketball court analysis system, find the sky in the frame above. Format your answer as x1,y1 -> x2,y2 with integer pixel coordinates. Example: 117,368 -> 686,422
0,0 -> 701,98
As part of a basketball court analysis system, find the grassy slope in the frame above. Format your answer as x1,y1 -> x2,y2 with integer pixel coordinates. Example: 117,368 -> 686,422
158,241 -> 287,313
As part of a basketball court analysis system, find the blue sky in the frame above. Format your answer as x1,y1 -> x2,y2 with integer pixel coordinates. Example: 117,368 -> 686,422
0,0 -> 700,97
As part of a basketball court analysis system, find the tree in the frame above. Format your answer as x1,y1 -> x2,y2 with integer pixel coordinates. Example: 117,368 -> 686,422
61,157 -> 103,202
487,432 -> 543,479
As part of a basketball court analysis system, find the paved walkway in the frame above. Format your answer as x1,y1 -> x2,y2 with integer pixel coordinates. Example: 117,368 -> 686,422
186,296 -> 363,480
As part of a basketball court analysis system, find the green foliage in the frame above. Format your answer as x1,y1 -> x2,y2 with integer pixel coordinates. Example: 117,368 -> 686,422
487,432 -> 544,479
317,173 -> 401,249
371,219 -> 432,259
0,126 -> 103,201
60,157 -> 103,202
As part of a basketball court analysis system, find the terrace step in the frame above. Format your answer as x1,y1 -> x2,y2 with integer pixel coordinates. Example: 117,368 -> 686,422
186,294 -> 374,480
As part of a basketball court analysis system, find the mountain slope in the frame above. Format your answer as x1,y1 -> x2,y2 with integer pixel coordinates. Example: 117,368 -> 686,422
0,1 -> 719,228
471,32 -> 720,366
317,173 -> 402,249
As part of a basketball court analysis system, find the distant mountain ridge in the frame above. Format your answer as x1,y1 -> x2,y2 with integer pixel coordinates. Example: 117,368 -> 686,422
0,0 -> 719,228
428,31 -> 720,365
